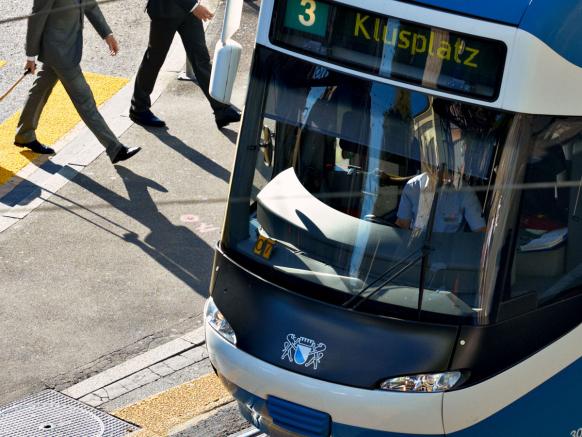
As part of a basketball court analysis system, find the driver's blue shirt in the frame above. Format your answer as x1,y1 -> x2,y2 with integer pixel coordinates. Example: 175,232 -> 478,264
397,173 -> 486,233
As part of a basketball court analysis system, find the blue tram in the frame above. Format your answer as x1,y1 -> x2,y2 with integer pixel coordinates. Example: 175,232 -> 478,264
206,0 -> 582,435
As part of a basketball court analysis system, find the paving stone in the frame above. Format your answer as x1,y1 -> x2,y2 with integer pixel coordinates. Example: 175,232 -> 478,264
149,362 -> 176,377
181,327 -> 205,346
64,337 -> 193,399
120,369 -> 160,392
0,216 -> 18,232
79,393 -> 105,407
102,380 -> 131,401
93,388 -> 109,400
164,355 -> 195,372
137,338 -> 194,366
180,346 -> 208,363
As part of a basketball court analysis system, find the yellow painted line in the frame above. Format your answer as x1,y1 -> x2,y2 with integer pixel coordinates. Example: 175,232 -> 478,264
114,373 -> 233,437
0,72 -> 128,185
0,60 -> 6,68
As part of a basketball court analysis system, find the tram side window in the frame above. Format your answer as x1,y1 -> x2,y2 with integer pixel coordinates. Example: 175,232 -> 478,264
511,121 -> 582,305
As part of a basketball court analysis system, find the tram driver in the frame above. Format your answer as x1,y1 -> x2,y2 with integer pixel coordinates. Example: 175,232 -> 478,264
394,169 -> 487,233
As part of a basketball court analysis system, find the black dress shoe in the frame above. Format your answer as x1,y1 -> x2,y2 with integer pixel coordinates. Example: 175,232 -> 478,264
129,109 -> 166,128
111,146 -> 141,164
215,106 -> 241,129
14,140 -> 55,154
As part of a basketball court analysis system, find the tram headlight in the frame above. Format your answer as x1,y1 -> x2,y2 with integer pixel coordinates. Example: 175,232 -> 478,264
205,297 -> 237,345
380,371 -> 462,393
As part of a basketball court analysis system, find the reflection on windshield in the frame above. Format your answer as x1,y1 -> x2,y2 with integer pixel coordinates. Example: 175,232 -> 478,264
240,51 -> 514,323
506,118 -> 582,305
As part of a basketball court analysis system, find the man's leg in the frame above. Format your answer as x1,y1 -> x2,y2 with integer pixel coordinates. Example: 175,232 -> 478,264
55,65 -> 123,160
131,18 -> 179,113
15,65 -> 59,144
178,15 -> 228,112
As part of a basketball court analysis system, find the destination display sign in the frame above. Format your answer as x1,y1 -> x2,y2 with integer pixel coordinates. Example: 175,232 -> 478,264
270,0 -> 507,100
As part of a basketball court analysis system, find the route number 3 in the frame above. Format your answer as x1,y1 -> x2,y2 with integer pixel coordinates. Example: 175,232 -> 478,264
299,0 -> 317,27
254,235 -> 275,259
571,428 -> 582,437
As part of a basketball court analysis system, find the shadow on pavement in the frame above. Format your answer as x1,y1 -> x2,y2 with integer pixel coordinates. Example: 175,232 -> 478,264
219,127 -> 238,145
145,126 -> 231,184
0,162 -> 214,294
70,166 -> 214,294
243,0 -> 260,12
0,160 -> 62,207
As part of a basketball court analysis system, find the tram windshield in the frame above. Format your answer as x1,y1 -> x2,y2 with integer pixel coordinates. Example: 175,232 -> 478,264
224,47 -> 582,324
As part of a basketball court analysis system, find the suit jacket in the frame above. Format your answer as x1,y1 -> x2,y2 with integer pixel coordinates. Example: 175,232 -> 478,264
26,0 -> 112,69
146,0 -> 198,19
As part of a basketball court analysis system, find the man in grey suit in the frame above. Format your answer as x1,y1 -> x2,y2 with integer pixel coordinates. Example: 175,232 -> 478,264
15,0 -> 140,164
129,0 -> 240,129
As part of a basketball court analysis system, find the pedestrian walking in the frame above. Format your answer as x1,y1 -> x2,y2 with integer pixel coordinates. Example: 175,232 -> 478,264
15,0 -> 141,164
130,0 -> 241,129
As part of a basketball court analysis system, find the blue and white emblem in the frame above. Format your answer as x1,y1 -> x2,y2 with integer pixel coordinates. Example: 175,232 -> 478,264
281,334 -> 326,369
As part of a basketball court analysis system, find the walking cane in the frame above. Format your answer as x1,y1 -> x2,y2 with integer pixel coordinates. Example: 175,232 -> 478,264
0,69 -> 30,102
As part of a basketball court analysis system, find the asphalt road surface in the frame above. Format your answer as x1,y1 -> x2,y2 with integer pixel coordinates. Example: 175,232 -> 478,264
0,0 -> 258,411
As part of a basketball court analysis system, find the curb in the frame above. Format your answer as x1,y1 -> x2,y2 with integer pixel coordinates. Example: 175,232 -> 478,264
62,327 -> 206,406
229,427 -> 265,437
0,0 -> 219,233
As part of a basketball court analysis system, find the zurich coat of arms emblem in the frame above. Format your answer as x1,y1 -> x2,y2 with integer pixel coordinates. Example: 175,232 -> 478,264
281,334 -> 326,369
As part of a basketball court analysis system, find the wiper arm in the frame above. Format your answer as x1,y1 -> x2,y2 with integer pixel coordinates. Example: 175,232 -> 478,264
349,251 -> 423,310
342,248 -> 423,309
417,164 -> 446,319
343,164 -> 446,314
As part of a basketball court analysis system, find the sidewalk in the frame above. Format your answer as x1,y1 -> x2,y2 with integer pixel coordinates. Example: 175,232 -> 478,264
0,0 -> 257,407
0,326 -> 258,436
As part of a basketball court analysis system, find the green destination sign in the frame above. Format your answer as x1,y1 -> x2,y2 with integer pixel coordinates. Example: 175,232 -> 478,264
271,0 -> 507,100
283,0 -> 330,37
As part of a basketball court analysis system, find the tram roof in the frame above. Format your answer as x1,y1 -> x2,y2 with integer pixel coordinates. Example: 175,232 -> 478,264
404,0 -> 582,67
404,0 -> 531,26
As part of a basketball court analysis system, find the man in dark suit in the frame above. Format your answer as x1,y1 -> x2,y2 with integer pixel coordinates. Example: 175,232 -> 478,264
130,0 -> 240,129
16,0 -> 140,163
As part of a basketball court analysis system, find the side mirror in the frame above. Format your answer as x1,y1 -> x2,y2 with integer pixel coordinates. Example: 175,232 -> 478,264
260,126 -> 274,166
210,39 -> 242,104
209,0 -> 244,104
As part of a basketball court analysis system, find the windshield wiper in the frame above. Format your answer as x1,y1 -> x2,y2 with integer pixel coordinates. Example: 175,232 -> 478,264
343,164 -> 446,316
342,248 -> 423,309
417,164 -> 446,319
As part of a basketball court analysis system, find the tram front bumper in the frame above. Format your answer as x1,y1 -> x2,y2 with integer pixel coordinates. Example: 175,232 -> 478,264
205,320 -> 445,436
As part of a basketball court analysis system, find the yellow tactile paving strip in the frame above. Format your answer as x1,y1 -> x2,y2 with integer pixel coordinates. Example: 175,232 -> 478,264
0,60 -> 6,68
114,373 -> 233,437
0,71 -> 128,185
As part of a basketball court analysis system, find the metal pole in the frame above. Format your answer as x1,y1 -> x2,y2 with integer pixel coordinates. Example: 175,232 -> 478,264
177,59 -> 197,82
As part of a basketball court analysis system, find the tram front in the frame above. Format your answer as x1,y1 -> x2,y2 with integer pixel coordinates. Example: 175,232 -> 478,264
206,0 -> 582,435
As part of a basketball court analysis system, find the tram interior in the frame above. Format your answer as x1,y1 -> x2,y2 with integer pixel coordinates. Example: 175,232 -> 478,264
511,126 -> 582,305
245,67 -> 582,316
250,114 -> 582,316
252,108 -> 496,316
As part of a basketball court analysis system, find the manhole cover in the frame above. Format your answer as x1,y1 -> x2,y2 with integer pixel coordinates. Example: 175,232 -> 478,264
0,390 -> 139,437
